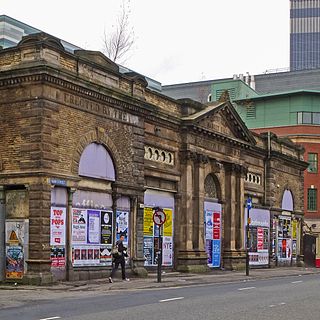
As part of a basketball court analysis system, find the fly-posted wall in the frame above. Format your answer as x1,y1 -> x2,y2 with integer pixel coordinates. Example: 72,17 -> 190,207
71,192 -> 130,268
204,202 -> 222,268
245,208 -> 270,267
143,190 -> 174,267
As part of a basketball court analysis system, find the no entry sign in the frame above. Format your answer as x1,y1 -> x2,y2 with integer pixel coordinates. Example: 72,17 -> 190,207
153,208 -> 166,226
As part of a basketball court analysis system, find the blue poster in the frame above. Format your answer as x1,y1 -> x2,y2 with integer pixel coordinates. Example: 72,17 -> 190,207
212,239 -> 221,267
206,239 -> 212,264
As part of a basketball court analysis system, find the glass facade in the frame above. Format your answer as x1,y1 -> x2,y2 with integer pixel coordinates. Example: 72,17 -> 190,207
290,0 -> 320,71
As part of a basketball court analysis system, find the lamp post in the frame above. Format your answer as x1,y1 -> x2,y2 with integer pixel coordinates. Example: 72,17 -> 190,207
246,197 -> 252,276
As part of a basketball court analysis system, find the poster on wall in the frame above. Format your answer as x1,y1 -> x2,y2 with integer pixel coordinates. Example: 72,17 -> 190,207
277,216 -> 292,261
162,236 -> 173,265
73,245 -> 100,266
143,207 -> 154,236
51,247 -> 65,268
205,209 -> 221,267
205,210 -> 213,239
143,237 -> 153,266
6,246 -> 24,279
163,209 -> 173,237
247,209 -> 270,266
87,210 -> 100,244
116,211 -> 129,242
143,207 -> 174,266
50,207 -> 66,246
72,209 -> 87,244
5,220 -> 27,279
101,211 -> 113,245
100,246 -> 112,266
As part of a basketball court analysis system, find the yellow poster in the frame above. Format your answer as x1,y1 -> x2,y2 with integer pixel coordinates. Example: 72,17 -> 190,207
292,220 -> 297,239
143,207 -> 154,236
163,208 -> 173,236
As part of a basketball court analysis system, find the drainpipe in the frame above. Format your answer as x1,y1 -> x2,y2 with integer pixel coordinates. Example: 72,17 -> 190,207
66,188 -> 76,281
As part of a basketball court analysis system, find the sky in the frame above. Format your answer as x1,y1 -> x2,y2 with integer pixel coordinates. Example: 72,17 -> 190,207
2,0 -> 290,85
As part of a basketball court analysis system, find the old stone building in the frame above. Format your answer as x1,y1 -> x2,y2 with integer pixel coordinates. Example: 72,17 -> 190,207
0,33 -> 308,284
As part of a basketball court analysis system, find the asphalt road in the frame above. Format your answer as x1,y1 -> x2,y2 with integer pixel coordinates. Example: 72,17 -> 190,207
1,274 -> 320,320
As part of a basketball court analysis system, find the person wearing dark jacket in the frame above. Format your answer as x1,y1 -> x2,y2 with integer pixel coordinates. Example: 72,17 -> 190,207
109,234 -> 129,283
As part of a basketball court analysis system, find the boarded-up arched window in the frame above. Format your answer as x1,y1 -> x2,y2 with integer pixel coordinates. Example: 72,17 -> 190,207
281,189 -> 294,211
204,174 -> 218,199
79,143 -> 115,181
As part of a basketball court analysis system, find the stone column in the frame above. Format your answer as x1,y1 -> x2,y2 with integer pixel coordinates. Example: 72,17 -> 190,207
236,165 -> 247,251
0,186 -> 5,282
223,163 -> 245,270
177,151 -> 208,272
193,154 -> 208,251
131,193 -> 147,277
25,182 -> 53,285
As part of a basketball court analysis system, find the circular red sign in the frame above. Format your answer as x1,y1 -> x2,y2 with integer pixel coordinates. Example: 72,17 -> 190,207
153,208 -> 166,226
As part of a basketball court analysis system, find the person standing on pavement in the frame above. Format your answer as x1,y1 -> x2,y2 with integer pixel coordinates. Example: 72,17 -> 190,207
109,233 -> 129,283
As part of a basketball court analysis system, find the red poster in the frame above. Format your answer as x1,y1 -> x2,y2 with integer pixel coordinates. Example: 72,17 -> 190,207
213,212 -> 221,240
257,227 -> 264,251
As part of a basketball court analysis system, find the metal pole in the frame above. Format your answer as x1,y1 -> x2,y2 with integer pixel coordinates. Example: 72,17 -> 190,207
157,225 -> 163,283
246,207 -> 250,276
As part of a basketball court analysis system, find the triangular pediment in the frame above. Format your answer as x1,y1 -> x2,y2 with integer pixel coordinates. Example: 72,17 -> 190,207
74,50 -> 119,73
182,101 -> 256,145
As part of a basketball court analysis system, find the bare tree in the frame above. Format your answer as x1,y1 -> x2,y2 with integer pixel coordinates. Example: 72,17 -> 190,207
103,0 -> 135,63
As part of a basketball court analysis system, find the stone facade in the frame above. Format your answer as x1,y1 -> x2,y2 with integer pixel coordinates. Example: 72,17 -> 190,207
0,33 -> 308,284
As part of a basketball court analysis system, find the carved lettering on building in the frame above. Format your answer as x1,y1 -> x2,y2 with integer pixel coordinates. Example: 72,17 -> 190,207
61,92 -> 138,125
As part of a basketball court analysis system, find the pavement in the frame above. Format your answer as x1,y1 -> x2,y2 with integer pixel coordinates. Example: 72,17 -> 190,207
1,266 -> 320,292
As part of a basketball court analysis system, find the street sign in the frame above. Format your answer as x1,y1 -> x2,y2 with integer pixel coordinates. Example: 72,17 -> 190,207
246,197 -> 252,210
153,208 -> 166,226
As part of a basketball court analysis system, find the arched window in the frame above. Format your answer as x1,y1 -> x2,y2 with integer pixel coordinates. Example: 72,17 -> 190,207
204,174 -> 218,199
79,143 -> 115,181
281,189 -> 294,211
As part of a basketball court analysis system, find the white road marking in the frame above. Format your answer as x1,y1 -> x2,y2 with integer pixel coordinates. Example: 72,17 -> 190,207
291,280 -> 303,284
269,305 -> 276,308
238,286 -> 256,291
159,297 -> 184,303
39,317 -> 61,320
279,302 -> 286,305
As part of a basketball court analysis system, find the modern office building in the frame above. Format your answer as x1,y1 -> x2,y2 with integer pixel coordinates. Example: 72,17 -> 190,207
290,0 -> 320,71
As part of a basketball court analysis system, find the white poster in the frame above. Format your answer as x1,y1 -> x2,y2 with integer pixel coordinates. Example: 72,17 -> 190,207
205,210 -> 213,240
50,207 -> 66,246
72,209 -> 87,244
162,236 -> 173,266
87,210 -> 100,244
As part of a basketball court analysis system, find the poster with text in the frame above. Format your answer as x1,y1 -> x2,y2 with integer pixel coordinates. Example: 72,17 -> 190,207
206,239 -> 213,265
6,245 -> 24,279
143,207 -> 154,236
50,207 -> 66,246
162,236 -> 173,265
101,211 -> 113,245
143,237 -> 153,266
212,239 -> 221,267
213,212 -> 221,240
116,211 -> 129,243
87,210 -> 100,244
100,246 -> 112,266
73,245 -> 100,266
205,210 -> 213,239
72,209 -> 87,244
51,246 -> 65,268
163,209 -> 173,237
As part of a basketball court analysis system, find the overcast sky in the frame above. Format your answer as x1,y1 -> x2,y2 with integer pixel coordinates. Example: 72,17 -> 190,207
2,0 -> 290,85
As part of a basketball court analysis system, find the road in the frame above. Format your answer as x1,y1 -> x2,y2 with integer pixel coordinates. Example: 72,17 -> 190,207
1,274 -> 320,320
